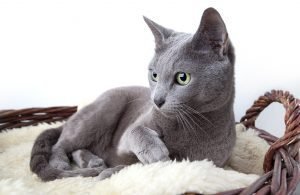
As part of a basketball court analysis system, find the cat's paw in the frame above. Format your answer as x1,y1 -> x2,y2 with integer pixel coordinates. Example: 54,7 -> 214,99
49,159 -> 71,170
88,158 -> 106,168
136,137 -> 170,164
97,165 -> 125,180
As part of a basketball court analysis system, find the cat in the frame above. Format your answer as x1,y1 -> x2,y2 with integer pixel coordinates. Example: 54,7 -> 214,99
30,7 -> 236,181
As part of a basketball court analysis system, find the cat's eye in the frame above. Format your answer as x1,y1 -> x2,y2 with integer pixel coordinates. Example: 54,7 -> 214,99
150,71 -> 158,82
175,72 -> 191,85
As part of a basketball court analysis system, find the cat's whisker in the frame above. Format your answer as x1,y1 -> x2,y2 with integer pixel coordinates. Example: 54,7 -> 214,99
178,106 -> 203,140
179,105 -> 211,138
177,112 -> 188,138
177,110 -> 190,136
181,105 -> 204,126
180,111 -> 194,132
176,114 -> 186,135
181,108 -> 203,131
185,105 -> 214,126
179,107 -> 207,140
182,104 -> 215,127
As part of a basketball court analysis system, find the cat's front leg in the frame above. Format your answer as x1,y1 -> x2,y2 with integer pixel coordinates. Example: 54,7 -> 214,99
49,145 -> 71,170
124,126 -> 170,164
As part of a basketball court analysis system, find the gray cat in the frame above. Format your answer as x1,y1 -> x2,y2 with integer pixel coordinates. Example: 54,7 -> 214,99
30,7 -> 236,181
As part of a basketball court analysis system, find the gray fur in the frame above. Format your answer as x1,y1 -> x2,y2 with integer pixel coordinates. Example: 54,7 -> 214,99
72,149 -> 106,168
30,7 -> 236,181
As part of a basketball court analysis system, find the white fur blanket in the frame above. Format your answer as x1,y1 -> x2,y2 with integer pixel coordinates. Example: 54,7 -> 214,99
0,123 -> 269,195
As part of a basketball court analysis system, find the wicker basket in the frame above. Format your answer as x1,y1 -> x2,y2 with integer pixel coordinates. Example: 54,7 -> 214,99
0,90 -> 299,194
0,106 -> 77,131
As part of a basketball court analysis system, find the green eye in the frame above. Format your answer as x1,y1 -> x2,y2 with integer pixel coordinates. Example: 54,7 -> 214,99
150,71 -> 158,82
176,72 -> 191,85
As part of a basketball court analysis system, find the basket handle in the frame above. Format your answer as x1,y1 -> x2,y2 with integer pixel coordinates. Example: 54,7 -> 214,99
240,90 -> 300,172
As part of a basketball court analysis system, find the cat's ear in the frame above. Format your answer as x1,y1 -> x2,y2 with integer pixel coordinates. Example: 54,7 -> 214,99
143,16 -> 173,50
191,8 -> 229,56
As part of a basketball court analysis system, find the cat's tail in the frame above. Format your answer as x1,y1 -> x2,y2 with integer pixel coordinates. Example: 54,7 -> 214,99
30,126 -> 64,181
30,127 -> 105,181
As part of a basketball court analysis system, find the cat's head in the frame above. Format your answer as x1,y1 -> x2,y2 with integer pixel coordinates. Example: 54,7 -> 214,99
144,7 -> 235,114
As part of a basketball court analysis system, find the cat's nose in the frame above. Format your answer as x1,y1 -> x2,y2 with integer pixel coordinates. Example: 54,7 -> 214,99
154,97 -> 165,108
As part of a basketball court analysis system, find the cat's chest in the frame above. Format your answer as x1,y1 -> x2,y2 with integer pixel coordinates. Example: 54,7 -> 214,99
161,122 -> 235,164
163,129 -> 202,145
161,126 -> 208,160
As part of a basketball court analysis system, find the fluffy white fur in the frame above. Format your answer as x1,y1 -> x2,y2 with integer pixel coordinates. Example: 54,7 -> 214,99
0,122 -> 269,195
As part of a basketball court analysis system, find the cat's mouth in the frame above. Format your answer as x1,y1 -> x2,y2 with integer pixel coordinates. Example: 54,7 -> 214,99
153,102 -> 193,117
152,102 -> 178,117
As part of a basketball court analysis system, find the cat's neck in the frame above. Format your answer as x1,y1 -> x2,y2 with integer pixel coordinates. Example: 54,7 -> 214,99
201,97 -> 234,127
147,97 -> 234,135
148,107 -> 178,131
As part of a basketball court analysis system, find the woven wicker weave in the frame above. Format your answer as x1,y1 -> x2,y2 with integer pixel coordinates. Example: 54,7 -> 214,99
0,106 -> 77,131
0,90 -> 299,194
218,90 -> 300,195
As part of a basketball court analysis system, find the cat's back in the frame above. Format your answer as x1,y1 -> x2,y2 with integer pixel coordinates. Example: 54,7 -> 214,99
66,86 -> 151,129
93,86 -> 152,126
94,86 -> 151,104
101,86 -> 152,126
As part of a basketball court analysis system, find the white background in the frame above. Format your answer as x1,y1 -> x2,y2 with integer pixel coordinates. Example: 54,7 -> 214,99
1,0 -> 300,137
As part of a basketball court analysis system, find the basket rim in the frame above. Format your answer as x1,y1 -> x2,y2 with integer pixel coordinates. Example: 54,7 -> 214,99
0,106 -> 77,131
